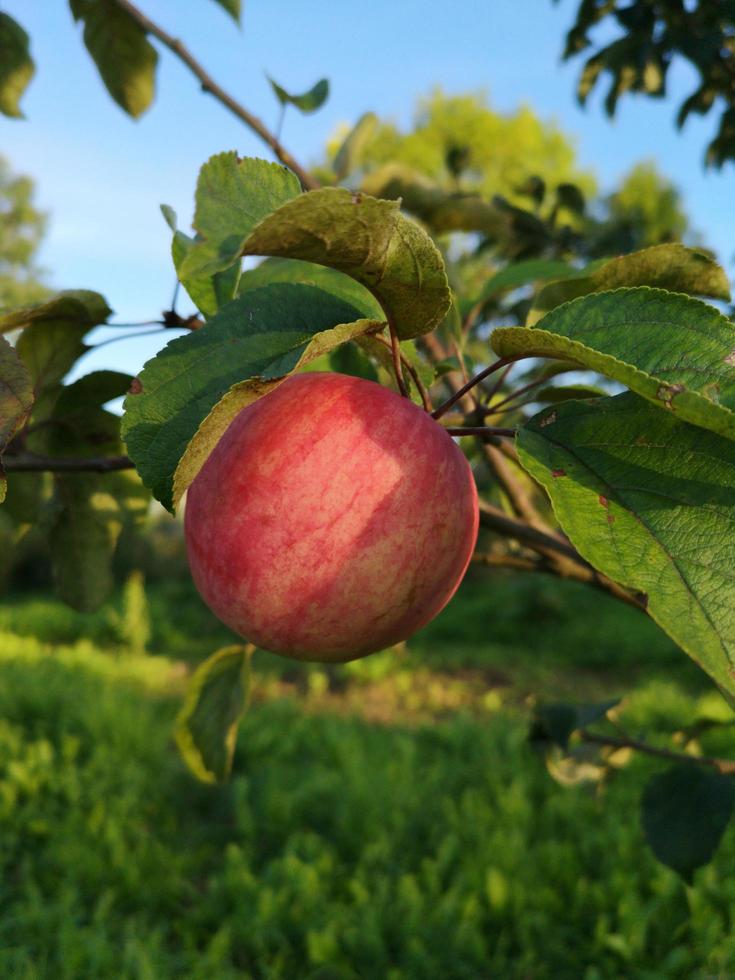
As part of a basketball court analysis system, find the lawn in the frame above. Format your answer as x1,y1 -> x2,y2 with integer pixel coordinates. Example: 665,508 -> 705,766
1,568 -> 734,979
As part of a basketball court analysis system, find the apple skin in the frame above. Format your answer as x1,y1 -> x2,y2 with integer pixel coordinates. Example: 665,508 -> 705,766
184,371 -> 479,662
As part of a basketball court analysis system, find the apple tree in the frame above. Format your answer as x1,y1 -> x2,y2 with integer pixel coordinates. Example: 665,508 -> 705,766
2,0 -> 735,882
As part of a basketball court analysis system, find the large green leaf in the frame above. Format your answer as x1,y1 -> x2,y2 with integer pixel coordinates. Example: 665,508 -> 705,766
121,283 -> 381,512
175,645 -> 252,784
179,154 -> 302,279
333,112 -> 378,181
527,244 -> 730,325
267,76 -> 329,113
517,392 -> 735,699
239,188 -> 450,340
0,335 -> 34,503
0,290 -> 112,334
0,13 -> 34,118
492,287 -> 735,442
69,0 -> 158,118
238,257 -> 384,319
641,765 -> 735,882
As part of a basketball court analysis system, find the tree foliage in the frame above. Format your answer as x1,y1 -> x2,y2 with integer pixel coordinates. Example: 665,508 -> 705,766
0,156 -> 49,309
0,0 -> 733,881
559,0 -> 735,167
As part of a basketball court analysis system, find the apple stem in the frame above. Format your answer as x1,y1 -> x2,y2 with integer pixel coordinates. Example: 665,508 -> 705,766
444,426 -> 516,438
431,356 -> 517,420
389,323 -> 411,399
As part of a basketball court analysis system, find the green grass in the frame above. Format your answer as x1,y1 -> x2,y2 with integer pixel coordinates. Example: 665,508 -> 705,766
0,571 -> 733,978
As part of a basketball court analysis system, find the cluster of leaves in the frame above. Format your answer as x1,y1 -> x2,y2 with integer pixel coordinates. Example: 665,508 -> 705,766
0,292 -> 148,611
532,699 -> 735,881
558,0 -> 735,167
0,0 -> 328,135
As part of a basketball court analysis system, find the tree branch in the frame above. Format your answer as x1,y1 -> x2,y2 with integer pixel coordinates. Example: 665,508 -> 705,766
478,501 -> 645,610
579,730 -> 735,776
3,454 -> 134,473
112,0 -> 319,190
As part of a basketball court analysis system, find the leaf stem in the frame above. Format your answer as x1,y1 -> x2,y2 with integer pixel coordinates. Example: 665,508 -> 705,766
370,332 -> 432,411
111,0 -> 319,190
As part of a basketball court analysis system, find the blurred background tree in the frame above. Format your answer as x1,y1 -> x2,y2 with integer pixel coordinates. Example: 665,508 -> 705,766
0,154 -> 49,309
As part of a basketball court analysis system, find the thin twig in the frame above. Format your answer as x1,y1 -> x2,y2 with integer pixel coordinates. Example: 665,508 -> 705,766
112,0 -> 318,190
92,328 -> 168,349
432,356 -> 517,420
484,361 -> 514,405
445,426 -> 516,438
3,454 -> 134,473
579,730 -> 735,776
483,376 -> 546,416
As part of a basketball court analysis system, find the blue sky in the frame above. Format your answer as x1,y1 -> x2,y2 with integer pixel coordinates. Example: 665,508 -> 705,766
1,0 -> 733,379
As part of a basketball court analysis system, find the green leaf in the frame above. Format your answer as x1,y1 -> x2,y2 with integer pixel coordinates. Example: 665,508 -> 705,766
0,13 -> 35,118
517,392 -> 735,699
238,257 -> 384,319
160,203 -> 177,232
47,473 -> 123,612
16,325 -> 89,393
531,699 -> 620,750
641,765 -> 735,882
0,335 -> 34,503
239,188 -> 450,340
179,153 -> 302,279
527,244 -> 730,326
327,342 -> 379,382
268,76 -> 329,113
0,289 -> 112,334
69,0 -> 158,118
478,259 -> 575,305
333,112 -> 378,181
492,288 -> 735,442
42,369 -> 143,612
535,383 -> 609,404
175,645 -> 252,783
209,0 -> 241,23
54,369 -> 132,412
167,213 -> 241,319
121,283 -> 381,512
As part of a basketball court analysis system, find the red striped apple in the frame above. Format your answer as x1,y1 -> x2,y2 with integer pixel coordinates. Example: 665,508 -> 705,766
184,371 -> 479,662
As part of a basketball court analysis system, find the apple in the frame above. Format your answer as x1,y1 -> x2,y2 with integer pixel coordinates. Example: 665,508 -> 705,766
184,371 -> 479,662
